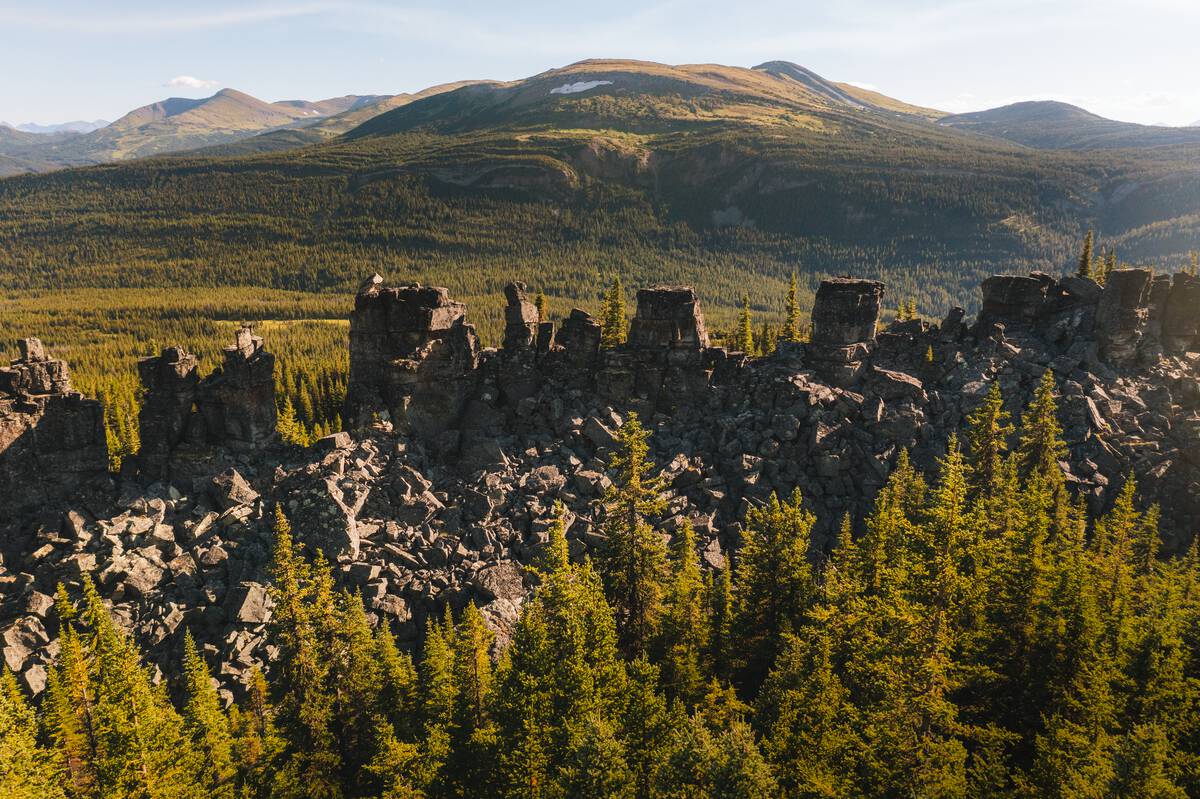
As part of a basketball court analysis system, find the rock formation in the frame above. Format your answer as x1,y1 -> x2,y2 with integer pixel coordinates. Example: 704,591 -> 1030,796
137,328 -> 276,483
3,266 -> 1200,702
343,276 -> 479,436
0,338 -> 108,521
806,278 -> 884,386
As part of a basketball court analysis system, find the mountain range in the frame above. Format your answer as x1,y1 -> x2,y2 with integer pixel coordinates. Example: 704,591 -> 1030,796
1,58 -> 1198,318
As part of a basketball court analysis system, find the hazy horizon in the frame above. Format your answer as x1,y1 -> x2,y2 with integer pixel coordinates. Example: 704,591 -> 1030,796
2,0 -> 1199,127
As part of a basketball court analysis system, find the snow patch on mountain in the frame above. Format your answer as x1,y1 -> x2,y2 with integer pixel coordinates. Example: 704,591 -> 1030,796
550,80 -> 613,95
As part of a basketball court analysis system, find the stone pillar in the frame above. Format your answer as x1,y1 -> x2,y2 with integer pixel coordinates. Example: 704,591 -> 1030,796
1095,269 -> 1151,366
627,286 -> 709,349
502,282 -> 540,351
344,278 -> 478,436
196,326 -> 277,449
137,346 -> 199,481
977,273 -> 1054,327
557,309 -> 602,365
807,278 -> 884,386
1163,272 -> 1200,354
1,339 -> 108,514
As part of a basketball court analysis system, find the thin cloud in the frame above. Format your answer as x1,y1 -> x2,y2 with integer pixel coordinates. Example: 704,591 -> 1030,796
0,2 -> 341,33
165,76 -> 220,90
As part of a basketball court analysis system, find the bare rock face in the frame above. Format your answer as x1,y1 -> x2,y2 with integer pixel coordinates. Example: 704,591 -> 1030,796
807,278 -> 884,386
557,309 -> 602,367
1163,272 -> 1200,354
0,339 -> 108,517
1095,268 -> 1152,365
627,286 -> 709,349
344,278 -> 480,436
137,346 -> 200,482
978,274 -> 1054,326
197,326 -> 277,450
502,282 -> 541,352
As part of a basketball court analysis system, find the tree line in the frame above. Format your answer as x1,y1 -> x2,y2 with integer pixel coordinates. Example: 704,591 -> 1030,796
5,371 -> 1200,797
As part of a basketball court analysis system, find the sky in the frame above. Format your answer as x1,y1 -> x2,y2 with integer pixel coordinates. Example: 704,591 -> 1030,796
2,0 -> 1199,127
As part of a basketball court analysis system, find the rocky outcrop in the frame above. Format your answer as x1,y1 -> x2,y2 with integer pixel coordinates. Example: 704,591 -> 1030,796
343,276 -> 479,437
138,329 -> 277,484
807,278 -> 884,386
137,346 -> 200,481
196,327 -> 277,450
1095,268 -> 1152,365
4,267 -> 1200,704
0,338 -> 108,522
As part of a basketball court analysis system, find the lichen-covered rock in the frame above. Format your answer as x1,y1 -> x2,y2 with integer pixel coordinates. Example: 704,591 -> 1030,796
344,280 -> 479,436
0,339 -> 108,521
1163,272 -> 1200,354
502,282 -> 541,351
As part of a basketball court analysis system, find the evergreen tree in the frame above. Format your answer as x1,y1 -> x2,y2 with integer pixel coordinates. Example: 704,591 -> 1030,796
655,521 -> 709,706
965,381 -> 1013,495
736,295 -> 754,354
533,290 -> 547,320
267,507 -> 342,799
493,513 -> 625,798
1077,230 -> 1094,279
601,277 -> 628,348
783,272 -> 802,343
79,577 -> 207,799
601,412 -> 669,657
1018,370 -> 1068,484
0,667 -> 66,799
733,489 -> 815,688
707,565 -> 735,684
181,631 -> 235,797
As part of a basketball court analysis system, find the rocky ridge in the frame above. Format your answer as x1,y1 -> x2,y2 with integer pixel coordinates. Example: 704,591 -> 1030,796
2,268 -> 1199,702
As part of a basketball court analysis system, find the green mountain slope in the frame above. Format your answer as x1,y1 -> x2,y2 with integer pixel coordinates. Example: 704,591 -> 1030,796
1,59 -> 1198,326
940,100 -> 1200,149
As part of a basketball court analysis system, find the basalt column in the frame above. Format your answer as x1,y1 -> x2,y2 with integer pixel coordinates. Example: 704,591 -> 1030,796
344,275 -> 479,437
807,278 -> 884,386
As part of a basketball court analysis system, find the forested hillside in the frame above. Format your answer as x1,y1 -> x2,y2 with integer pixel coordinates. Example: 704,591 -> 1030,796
5,393 -> 1199,798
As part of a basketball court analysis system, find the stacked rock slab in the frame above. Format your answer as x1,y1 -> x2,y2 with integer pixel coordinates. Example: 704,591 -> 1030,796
627,286 -> 710,349
807,278 -> 884,386
0,338 -> 108,516
196,326 -> 277,450
137,347 -> 200,481
502,282 -> 542,352
1095,269 -> 1152,365
597,286 -> 714,410
344,276 -> 480,437
1163,272 -> 1200,354
977,273 -> 1054,327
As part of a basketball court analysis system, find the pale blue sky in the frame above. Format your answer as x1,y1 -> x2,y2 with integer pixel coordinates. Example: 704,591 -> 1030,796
2,0 -> 1199,126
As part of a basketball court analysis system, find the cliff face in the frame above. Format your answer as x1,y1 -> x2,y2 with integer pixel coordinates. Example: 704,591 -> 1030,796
2,269 -> 1199,701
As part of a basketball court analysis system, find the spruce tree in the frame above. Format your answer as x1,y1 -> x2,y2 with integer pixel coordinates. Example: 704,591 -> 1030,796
784,272 -> 801,343
733,489 -> 815,688
1077,230 -> 1094,279
0,667 -> 67,799
533,290 -> 547,320
267,507 -> 342,799
601,277 -> 627,348
965,381 -> 1013,495
181,631 -> 235,797
1017,370 -> 1068,484
601,412 -> 669,657
655,521 -> 709,706
736,295 -> 754,354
